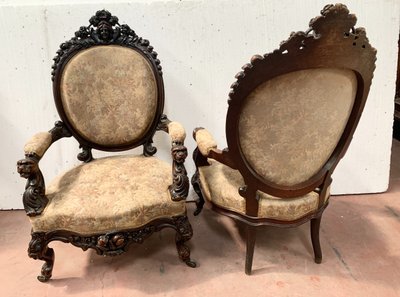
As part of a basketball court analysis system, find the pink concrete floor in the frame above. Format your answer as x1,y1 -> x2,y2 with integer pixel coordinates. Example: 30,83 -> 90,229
2,142 -> 400,297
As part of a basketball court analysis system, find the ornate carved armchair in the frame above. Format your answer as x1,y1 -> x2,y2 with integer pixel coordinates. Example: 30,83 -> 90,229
192,4 -> 376,275
17,10 -> 196,282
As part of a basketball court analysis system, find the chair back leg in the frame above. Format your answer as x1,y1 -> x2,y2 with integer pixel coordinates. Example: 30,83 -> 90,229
310,216 -> 323,264
245,225 -> 257,275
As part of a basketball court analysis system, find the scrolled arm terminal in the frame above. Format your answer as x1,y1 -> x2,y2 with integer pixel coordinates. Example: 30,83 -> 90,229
17,121 -> 72,216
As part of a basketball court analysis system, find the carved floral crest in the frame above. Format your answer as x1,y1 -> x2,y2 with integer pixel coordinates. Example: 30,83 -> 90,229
51,10 -> 162,81
228,3 -> 376,104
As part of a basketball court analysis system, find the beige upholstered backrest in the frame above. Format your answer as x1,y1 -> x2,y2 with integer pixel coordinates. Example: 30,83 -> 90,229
238,68 -> 357,186
60,45 -> 158,147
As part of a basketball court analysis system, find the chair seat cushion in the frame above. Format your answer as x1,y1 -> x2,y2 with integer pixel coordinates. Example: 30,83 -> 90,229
30,155 -> 186,234
198,160 -> 327,221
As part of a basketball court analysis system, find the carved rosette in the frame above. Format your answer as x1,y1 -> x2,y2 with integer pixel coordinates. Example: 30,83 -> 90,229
69,226 -> 156,256
51,9 -> 162,81
29,216 -> 191,258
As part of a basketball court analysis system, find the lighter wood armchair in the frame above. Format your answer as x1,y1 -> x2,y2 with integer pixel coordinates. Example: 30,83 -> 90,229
17,10 -> 196,282
191,4 -> 376,275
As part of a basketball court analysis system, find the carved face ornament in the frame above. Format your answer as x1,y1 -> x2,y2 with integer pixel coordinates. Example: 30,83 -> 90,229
97,21 -> 113,40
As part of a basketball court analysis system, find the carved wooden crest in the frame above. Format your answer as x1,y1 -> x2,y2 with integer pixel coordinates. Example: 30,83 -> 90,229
228,4 -> 376,105
51,9 -> 162,81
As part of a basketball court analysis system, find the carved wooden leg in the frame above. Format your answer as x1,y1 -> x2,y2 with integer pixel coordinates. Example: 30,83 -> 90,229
245,225 -> 257,275
28,232 -> 55,282
173,216 -> 197,268
311,215 -> 322,264
191,170 -> 205,216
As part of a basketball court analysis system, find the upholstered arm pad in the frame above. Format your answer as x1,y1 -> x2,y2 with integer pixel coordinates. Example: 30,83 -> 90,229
167,121 -> 186,143
193,128 -> 218,156
24,132 -> 52,158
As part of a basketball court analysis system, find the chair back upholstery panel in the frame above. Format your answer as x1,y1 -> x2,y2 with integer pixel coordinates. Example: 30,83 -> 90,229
238,68 -> 357,186
60,45 -> 158,146
225,4 -> 376,198
52,10 -> 164,151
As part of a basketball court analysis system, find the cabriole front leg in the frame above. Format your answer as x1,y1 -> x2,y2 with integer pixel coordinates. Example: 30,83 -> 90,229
28,232 -> 55,282
173,216 -> 196,268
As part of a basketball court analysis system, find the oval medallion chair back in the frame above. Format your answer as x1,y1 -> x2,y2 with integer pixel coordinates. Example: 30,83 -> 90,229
17,10 -> 196,282
192,4 -> 376,275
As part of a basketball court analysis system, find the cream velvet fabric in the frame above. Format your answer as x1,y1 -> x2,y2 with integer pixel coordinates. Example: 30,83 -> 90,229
24,132 -> 52,157
168,121 -> 186,142
195,128 -> 217,156
60,45 -> 158,146
199,160 -> 328,221
238,68 -> 357,186
30,155 -> 185,234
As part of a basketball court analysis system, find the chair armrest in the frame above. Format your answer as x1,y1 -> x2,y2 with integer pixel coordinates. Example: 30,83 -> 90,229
167,121 -> 186,144
17,121 -> 72,216
24,132 -> 53,158
157,115 -> 189,201
193,127 -> 236,169
193,128 -> 217,156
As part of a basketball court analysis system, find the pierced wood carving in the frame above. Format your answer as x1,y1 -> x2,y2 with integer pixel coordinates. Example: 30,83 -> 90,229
28,215 -> 195,281
228,3 -> 375,105
17,121 -> 72,216
52,10 -> 162,81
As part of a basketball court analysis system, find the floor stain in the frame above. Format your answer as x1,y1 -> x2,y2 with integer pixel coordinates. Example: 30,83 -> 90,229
385,206 -> 400,219
331,246 -> 357,281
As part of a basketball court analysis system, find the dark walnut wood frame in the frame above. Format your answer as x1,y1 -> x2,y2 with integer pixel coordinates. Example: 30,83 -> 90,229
192,4 -> 376,275
17,10 -> 195,282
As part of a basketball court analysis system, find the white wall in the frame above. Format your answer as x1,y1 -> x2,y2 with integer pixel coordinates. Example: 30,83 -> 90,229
1,0 -> 399,209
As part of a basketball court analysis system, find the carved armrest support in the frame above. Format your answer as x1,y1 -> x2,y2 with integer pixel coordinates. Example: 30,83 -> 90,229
157,115 -> 189,201
193,127 -> 236,169
17,121 -> 72,216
